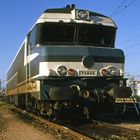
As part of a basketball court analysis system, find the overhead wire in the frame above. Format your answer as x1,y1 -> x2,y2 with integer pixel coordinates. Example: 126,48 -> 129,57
111,0 -> 137,18
117,33 -> 140,46
121,42 -> 140,56
111,0 -> 139,57
123,42 -> 140,50
111,0 -> 127,17
126,0 -> 137,7
126,51 -> 140,56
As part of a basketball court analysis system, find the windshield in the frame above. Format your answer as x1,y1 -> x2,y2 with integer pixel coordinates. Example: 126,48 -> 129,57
35,23 -> 116,47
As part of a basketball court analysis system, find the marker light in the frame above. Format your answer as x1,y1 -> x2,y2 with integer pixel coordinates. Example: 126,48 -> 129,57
67,68 -> 75,76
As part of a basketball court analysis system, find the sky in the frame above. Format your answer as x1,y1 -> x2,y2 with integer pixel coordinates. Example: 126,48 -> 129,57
0,0 -> 140,87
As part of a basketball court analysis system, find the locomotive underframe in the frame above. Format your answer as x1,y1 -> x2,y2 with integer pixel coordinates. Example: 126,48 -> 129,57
7,76 -> 131,120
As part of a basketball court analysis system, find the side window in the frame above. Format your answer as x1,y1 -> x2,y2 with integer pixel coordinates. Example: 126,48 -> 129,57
29,26 -> 36,49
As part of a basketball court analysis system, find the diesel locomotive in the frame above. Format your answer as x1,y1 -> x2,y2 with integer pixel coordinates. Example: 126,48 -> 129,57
6,5 -> 131,120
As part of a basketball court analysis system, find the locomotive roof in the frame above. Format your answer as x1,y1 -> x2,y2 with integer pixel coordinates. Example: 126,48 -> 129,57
36,6 -> 117,28
44,8 -> 107,17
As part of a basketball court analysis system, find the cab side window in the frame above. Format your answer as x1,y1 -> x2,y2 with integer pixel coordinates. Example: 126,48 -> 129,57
29,26 -> 36,49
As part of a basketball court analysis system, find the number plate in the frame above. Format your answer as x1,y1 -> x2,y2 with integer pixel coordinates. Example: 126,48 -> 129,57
79,70 -> 97,76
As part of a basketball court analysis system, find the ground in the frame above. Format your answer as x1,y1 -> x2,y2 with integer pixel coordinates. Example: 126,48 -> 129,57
0,102 -> 56,140
1,101 -> 140,140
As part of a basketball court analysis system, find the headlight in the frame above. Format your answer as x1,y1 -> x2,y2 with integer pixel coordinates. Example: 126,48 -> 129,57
57,65 -> 67,76
82,55 -> 94,68
107,67 -> 116,76
100,66 -> 117,76
100,68 -> 108,76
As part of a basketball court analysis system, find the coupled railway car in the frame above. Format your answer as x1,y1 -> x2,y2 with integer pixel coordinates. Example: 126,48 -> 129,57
6,5 -> 131,120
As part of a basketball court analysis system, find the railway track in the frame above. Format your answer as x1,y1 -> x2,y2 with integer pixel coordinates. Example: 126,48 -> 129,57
11,107 -> 92,140
68,120 -> 140,140
10,105 -> 140,140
